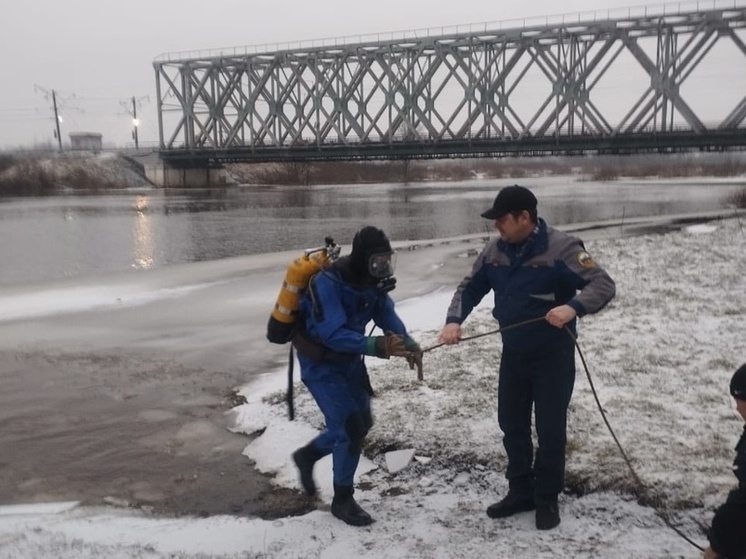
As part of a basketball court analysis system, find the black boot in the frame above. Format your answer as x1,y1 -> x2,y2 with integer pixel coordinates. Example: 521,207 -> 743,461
486,492 -> 536,519
331,485 -> 373,526
535,498 -> 560,530
292,444 -> 323,496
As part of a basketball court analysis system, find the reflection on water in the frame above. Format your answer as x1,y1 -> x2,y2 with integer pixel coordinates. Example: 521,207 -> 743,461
0,178 -> 742,286
132,195 -> 154,270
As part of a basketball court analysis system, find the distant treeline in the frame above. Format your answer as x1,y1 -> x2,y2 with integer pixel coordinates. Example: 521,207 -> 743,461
2,150 -> 746,200
227,152 -> 746,186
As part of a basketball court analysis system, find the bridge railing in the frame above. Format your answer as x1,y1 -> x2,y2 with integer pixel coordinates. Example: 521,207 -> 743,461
154,0 -> 744,63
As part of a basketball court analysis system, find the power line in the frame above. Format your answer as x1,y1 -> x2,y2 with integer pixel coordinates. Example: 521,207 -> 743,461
33,85 -> 87,150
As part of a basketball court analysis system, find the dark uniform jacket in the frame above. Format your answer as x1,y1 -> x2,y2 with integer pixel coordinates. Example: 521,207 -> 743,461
709,426 -> 746,559
446,219 -> 615,352
728,426 -> 746,504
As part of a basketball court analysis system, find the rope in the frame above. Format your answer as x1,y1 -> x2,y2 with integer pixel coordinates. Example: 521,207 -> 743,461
421,316 -> 547,353
563,325 -> 704,552
422,316 -> 703,552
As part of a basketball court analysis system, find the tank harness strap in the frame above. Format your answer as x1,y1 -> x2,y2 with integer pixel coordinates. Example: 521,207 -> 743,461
292,326 -> 359,363
286,344 -> 295,420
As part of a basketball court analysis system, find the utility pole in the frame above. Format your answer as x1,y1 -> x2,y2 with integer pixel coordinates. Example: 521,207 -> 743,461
131,96 -> 139,149
34,84 -> 64,151
121,95 -> 148,150
52,90 -> 62,151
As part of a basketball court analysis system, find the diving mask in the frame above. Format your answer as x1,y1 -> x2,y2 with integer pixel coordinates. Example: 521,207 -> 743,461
368,251 -> 396,279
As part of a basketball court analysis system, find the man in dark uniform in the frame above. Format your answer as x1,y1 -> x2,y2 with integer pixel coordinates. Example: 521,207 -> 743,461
290,226 -> 422,527
704,363 -> 746,559
438,185 -> 615,530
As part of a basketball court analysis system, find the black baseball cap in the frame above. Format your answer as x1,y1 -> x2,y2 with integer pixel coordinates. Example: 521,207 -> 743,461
481,185 -> 538,220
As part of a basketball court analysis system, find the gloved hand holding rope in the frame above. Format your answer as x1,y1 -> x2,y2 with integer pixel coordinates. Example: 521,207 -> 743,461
368,332 -> 424,380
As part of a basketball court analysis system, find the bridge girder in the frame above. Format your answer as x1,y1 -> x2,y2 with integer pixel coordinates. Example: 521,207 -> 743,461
154,4 -> 746,163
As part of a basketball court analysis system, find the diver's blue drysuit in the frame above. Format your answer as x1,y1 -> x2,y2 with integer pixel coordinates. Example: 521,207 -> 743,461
295,257 -> 409,486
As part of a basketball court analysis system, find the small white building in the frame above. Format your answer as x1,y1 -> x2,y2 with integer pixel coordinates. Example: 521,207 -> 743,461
69,132 -> 103,152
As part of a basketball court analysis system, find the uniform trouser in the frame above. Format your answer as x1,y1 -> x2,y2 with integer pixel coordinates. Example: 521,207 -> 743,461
303,373 -> 372,487
497,344 -> 576,501
709,501 -> 746,559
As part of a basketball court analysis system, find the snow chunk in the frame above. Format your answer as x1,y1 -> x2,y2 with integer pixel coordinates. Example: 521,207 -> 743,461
385,448 -> 416,473
686,223 -> 717,234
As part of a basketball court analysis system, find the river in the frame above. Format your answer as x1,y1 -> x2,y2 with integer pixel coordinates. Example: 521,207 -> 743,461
0,176 -> 743,286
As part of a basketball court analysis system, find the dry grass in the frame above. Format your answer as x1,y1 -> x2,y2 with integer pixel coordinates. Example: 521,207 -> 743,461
726,187 -> 746,208
0,154 -> 150,195
228,158 -> 577,186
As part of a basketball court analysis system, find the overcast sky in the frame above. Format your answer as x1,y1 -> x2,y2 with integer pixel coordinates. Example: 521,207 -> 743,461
0,0 -> 729,149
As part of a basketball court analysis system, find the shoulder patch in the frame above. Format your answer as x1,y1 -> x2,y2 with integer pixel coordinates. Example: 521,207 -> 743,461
577,251 -> 596,268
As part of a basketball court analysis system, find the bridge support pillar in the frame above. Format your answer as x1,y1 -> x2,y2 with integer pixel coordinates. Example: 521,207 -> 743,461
144,162 -> 227,188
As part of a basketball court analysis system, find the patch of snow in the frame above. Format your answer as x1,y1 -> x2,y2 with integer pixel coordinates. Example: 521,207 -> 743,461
686,223 -> 718,234
0,502 -> 79,516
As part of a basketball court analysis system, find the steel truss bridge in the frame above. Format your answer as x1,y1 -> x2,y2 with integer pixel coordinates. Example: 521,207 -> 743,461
154,1 -> 746,165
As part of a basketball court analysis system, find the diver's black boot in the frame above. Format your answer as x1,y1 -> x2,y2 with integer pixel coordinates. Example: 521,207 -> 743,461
292,444 -> 323,497
331,485 -> 373,526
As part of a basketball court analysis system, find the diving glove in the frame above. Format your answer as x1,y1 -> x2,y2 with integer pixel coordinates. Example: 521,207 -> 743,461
366,332 -> 406,359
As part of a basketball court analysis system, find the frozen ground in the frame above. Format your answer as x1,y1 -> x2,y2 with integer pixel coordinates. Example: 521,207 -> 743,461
0,217 -> 744,558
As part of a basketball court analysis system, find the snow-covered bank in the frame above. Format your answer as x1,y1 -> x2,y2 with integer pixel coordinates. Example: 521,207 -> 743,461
1,218 -> 744,558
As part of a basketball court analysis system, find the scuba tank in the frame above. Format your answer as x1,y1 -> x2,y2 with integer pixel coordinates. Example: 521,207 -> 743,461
266,236 -> 341,344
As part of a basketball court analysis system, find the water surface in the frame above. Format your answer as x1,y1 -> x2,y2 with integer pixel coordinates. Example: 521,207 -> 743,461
0,176 -> 742,286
